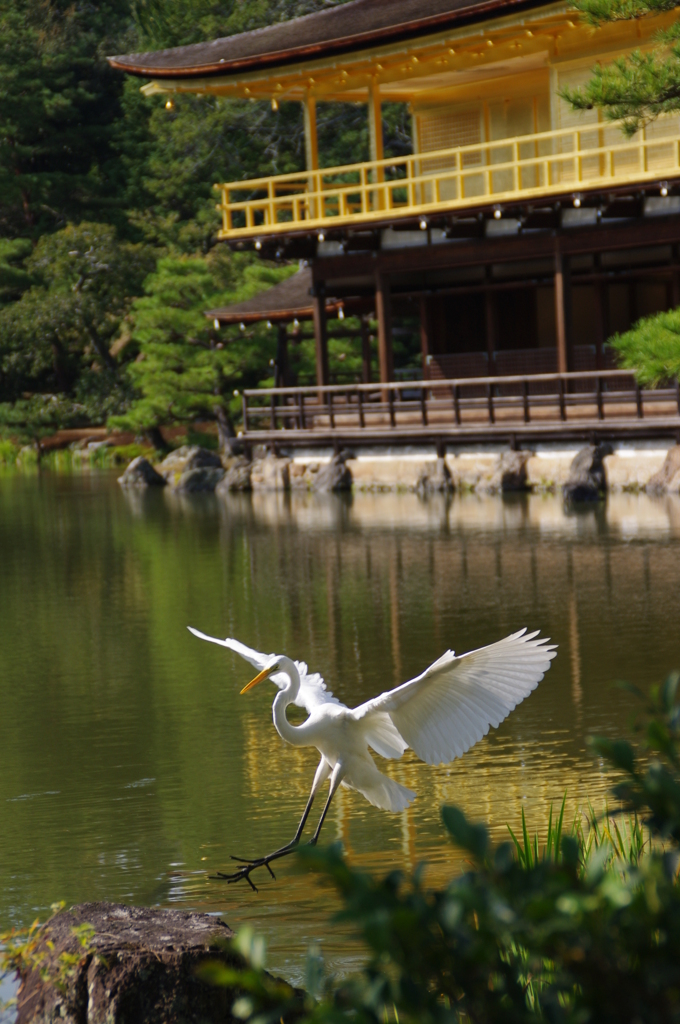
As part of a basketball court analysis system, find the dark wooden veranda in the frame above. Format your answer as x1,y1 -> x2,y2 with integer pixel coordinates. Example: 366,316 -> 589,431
237,369 -> 680,448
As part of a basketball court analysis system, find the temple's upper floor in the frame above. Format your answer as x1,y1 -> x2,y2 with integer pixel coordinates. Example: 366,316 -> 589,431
109,0 -> 680,242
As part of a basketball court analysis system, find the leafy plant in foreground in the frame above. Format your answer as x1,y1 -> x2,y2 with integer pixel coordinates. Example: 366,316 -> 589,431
0,903 -> 99,1018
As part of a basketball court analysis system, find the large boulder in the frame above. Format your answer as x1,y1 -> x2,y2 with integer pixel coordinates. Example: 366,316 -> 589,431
173,466 -> 225,493
563,443 -> 613,502
15,902 -> 241,1024
646,445 -> 680,494
312,451 -> 353,492
216,458 -> 253,493
185,448 -> 223,471
476,450 -> 532,494
118,456 -> 166,488
416,457 -> 454,495
155,445 -> 194,480
157,446 -> 223,484
250,454 -> 291,491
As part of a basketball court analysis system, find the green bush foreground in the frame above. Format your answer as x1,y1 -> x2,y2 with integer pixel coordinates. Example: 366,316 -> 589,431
1,676 -> 679,1023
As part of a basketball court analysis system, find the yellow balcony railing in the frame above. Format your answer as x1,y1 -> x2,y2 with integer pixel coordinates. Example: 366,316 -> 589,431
215,117 -> 680,239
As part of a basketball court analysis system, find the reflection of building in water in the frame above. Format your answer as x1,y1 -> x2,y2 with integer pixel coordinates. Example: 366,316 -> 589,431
237,490 -> 680,539
567,548 -> 583,711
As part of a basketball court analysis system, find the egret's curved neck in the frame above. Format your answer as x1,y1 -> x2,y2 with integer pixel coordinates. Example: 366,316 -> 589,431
272,658 -> 306,747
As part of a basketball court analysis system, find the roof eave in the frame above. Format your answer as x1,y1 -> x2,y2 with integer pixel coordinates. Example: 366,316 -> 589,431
108,0 -> 549,80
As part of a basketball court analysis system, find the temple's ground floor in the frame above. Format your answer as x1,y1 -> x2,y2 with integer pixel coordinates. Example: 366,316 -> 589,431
302,207 -> 680,386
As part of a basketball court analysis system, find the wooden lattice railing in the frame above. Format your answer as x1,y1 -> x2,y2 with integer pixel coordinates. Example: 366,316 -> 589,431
237,370 -> 680,439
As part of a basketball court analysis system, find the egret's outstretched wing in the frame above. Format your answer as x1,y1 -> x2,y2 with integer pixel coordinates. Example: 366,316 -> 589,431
187,628 -> 271,670
352,629 -> 556,766
187,627 -> 342,713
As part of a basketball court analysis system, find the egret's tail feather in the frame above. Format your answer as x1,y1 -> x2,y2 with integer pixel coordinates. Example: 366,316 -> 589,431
344,771 -> 416,813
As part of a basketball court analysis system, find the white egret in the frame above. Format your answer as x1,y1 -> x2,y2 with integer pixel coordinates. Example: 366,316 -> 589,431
188,626 -> 556,889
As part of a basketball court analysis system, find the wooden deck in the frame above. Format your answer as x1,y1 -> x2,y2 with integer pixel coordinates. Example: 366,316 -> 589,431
238,370 -> 680,447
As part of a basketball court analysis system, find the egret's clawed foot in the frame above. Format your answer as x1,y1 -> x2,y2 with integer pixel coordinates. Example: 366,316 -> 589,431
211,843 -> 299,891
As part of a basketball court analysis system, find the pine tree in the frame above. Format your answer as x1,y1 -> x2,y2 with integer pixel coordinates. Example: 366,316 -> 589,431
608,308 -> 680,384
563,0 -> 680,135
0,0 -> 136,236
109,252 -> 293,450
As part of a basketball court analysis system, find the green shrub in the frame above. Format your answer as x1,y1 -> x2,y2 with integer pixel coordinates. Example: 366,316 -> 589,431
0,440 -> 19,466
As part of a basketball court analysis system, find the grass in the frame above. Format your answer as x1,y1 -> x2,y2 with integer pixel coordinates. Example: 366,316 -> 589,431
507,793 -> 648,871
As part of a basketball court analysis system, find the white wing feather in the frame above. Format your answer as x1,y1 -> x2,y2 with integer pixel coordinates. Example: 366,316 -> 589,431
352,629 -> 556,766
187,627 -> 342,713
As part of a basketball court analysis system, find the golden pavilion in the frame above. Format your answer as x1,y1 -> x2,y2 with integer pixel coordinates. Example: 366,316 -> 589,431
110,0 -> 680,427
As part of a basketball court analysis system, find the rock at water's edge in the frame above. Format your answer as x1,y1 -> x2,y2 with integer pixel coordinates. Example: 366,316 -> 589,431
477,450 -> 532,494
156,446 -> 223,485
118,456 -> 166,488
312,451 -> 353,492
173,466 -> 225,493
16,902 -> 242,1024
416,457 -> 454,495
646,445 -> 680,494
217,458 -> 253,493
563,443 -> 613,502
250,454 -> 290,491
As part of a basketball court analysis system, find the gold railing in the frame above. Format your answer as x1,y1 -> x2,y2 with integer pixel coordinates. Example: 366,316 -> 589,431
215,118 -> 680,238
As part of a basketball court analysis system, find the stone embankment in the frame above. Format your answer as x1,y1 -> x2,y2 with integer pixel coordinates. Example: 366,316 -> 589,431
119,443 -> 680,499
13,902 -> 245,1024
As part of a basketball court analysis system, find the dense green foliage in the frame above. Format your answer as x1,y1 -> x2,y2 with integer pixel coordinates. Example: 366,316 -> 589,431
201,676 -> 680,1024
0,0 -> 397,448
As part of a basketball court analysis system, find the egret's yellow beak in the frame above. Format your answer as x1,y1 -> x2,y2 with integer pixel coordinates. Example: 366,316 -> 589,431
240,666 -> 271,695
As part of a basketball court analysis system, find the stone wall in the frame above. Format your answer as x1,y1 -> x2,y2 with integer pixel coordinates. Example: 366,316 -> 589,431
290,445 -> 675,494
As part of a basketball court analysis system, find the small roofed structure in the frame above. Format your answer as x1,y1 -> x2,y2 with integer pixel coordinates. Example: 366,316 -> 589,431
207,267 -> 374,386
206,267 -> 341,325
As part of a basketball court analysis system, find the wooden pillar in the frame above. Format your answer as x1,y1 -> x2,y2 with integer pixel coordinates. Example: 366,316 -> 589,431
484,267 -> 496,373
375,269 -> 394,383
312,283 -> 329,387
303,94 -> 318,171
275,323 -> 289,387
368,79 -> 384,209
368,80 -> 384,164
360,314 -> 372,383
554,243 -> 572,374
419,295 -> 431,377
303,93 -> 319,220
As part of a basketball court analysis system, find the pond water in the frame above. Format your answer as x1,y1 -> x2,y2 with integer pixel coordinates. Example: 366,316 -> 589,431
1,472 -> 679,989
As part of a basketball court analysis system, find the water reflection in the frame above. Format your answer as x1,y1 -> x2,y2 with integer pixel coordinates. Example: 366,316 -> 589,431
0,474 -> 679,984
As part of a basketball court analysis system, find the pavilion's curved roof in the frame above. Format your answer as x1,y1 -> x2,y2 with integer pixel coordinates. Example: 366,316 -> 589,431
206,268 -> 343,324
108,0 -> 545,79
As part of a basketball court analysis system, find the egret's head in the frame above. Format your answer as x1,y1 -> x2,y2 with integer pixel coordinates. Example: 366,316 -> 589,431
240,656 -> 283,694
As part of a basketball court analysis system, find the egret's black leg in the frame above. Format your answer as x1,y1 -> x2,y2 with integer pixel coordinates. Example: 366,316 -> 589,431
212,759 -> 330,889
308,766 -> 344,846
